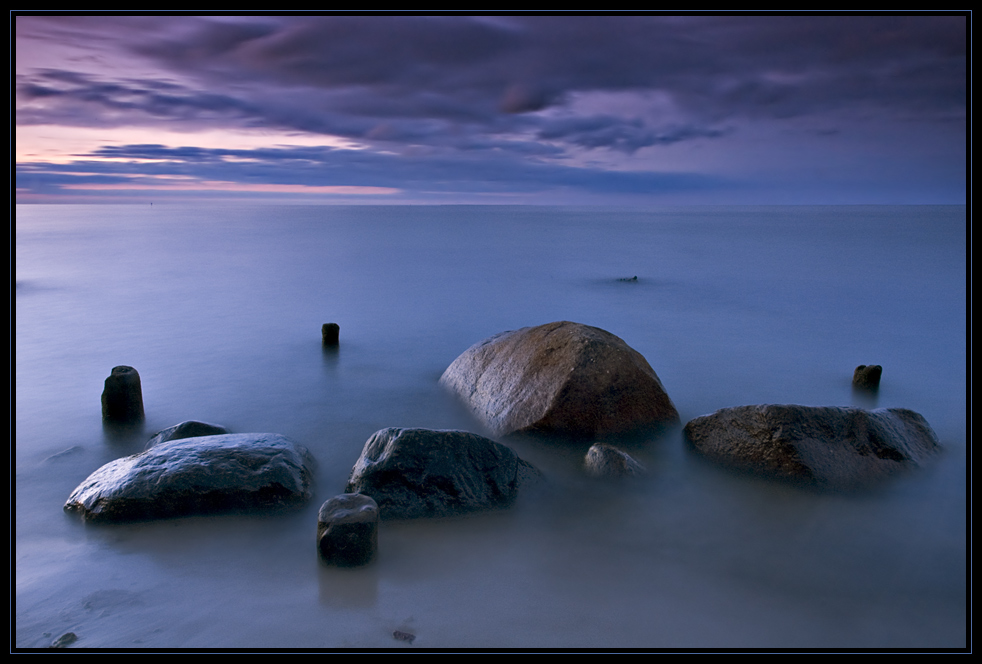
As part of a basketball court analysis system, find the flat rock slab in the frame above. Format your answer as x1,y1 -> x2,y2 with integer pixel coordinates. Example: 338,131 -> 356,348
65,433 -> 315,522
683,405 -> 941,489
440,321 -> 679,441
345,428 -> 541,519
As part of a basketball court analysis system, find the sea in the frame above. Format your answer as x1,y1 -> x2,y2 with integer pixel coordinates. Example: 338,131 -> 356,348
13,204 -> 968,649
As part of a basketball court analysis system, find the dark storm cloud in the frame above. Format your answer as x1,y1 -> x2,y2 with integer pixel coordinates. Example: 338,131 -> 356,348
18,69 -> 262,125
536,115 -> 730,153
128,15 -> 966,120
20,16 -> 966,136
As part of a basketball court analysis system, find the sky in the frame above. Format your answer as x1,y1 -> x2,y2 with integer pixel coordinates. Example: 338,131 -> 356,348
13,14 -> 968,205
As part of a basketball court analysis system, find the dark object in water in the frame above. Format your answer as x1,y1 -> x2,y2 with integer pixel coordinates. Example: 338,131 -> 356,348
585,443 -> 646,478
50,632 -> 78,648
617,276 -> 638,282
684,404 -> 940,489
393,630 -> 416,643
146,420 -> 230,448
317,493 -> 379,566
345,427 -> 541,520
853,364 -> 882,390
101,366 -> 144,424
322,323 -> 340,346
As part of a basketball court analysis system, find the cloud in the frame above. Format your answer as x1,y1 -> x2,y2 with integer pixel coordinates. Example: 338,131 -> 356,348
17,141 -> 727,198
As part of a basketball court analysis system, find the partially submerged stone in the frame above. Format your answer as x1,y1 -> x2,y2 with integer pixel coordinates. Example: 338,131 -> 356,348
683,405 -> 940,489
317,493 -> 379,566
101,366 -> 144,424
584,443 -> 646,478
65,433 -> 315,522
853,364 -> 883,390
440,321 -> 679,441
146,420 -> 230,447
322,323 -> 340,346
345,427 -> 541,519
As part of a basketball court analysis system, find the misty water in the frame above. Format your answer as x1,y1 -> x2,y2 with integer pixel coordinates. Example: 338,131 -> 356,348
15,204 -> 966,649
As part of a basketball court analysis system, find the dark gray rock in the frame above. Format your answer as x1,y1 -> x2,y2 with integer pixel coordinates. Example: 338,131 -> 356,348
322,323 -> 340,346
317,493 -> 379,566
683,405 -> 940,489
853,364 -> 883,390
146,420 -> 230,447
440,321 -> 679,441
49,632 -> 78,649
344,427 -> 541,519
101,366 -> 144,424
64,433 -> 315,522
584,443 -> 646,478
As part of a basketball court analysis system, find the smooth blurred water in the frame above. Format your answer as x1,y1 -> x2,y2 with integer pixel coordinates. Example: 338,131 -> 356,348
14,204 -> 967,649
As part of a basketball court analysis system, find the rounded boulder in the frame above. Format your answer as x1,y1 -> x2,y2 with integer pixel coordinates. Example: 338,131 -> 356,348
65,433 -> 315,522
439,321 -> 679,441
345,427 -> 541,520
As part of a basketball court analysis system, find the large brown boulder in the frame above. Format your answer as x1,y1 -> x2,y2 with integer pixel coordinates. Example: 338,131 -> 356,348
64,433 -> 315,522
439,321 -> 679,441
683,405 -> 941,489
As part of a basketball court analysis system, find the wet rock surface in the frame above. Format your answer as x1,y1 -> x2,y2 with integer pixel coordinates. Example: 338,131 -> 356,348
683,405 -> 941,488
146,420 -> 230,447
440,321 -> 679,441
584,443 -> 646,478
317,493 -> 379,566
345,427 -> 541,519
65,433 -> 315,522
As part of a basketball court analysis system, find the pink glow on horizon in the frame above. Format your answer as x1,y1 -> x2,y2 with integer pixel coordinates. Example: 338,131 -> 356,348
62,181 -> 400,195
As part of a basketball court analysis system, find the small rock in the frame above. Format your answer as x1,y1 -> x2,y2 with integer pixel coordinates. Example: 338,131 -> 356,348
146,421 -> 230,448
50,632 -> 77,648
322,323 -> 340,346
585,443 -> 646,478
101,366 -> 144,424
44,446 -> 85,462
393,630 -> 416,644
853,364 -> 883,390
317,493 -> 379,566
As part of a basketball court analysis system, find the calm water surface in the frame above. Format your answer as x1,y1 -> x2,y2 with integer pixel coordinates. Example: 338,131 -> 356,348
15,204 -> 967,648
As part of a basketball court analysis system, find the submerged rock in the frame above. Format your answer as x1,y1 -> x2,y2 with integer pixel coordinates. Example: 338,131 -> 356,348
146,420 -> 230,447
683,405 -> 940,489
317,493 -> 379,566
584,443 -> 646,478
49,632 -> 78,649
65,433 -> 315,522
440,321 -> 679,441
345,427 -> 541,519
